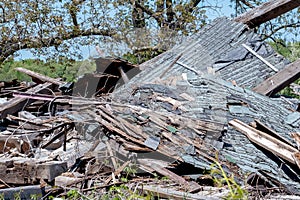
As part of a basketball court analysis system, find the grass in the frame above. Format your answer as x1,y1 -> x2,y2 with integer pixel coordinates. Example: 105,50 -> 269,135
210,153 -> 248,199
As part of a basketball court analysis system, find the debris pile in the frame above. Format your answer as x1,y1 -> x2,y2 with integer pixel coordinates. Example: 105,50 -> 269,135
1,12 -> 300,200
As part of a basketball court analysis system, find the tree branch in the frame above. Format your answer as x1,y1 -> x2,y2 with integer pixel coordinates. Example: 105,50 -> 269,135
133,1 -> 164,26
262,22 -> 300,39
238,0 -> 255,9
188,0 -> 202,12
69,0 -> 86,28
0,28 -> 115,64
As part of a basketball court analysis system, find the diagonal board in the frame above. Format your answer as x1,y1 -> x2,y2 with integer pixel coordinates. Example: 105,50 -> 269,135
235,0 -> 300,28
253,59 -> 300,96
229,119 -> 299,165
0,82 -> 53,119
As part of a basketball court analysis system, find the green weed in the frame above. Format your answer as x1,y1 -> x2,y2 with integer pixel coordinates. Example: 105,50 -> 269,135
210,153 -> 248,200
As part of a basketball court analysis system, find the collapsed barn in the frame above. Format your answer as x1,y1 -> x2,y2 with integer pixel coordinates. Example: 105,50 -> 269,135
0,0 -> 300,199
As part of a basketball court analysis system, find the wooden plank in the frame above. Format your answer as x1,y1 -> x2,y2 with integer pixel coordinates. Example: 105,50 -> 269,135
15,67 -> 64,85
253,59 -> 300,96
138,159 -> 202,192
242,44 -> 278,72
0,82 -> 53,119
0,158 -> 67,184
229,119 -> 298,164
252,119 -> 294,147
142,162 -> 189,187
140,185 -> 219,200
105,141 -> 118,170
235,0 -> 300,28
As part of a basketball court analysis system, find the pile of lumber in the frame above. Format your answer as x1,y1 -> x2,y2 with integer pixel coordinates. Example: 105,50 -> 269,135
0,0 -> 300,199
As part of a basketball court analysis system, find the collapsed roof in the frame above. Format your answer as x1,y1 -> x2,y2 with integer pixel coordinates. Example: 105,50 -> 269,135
0,0 -> 300,198
109,17 -> 300,193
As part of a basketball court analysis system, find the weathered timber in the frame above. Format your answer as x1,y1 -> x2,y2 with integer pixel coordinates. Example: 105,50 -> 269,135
15,67 -> 64,85
89,57 -> 141,95
0,158 -> 67,184
229,119 -> 298,164
0,82 -> 53,119
252,119 -> 294,147
105,140 -> 118,170
0,185 -> 48,200
242,43 -> 278,72
140,185 -> 219,200
140,160 -> 189,187
54,172 -> 84,187
235,0 -> 300,28
41,124 -> 73,150
253,59 -> 300,96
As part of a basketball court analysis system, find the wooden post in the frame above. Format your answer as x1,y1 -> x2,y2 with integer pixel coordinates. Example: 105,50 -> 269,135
235,0 -> 300,28
253,59 -> 300,96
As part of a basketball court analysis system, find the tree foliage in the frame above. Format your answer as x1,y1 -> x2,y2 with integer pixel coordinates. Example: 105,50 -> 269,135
0,58 -> 95,82
0,0 -> 299,65
0,0 -> 212,64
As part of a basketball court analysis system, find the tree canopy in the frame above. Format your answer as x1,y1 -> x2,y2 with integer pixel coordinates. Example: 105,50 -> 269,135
0,0 -> 299,64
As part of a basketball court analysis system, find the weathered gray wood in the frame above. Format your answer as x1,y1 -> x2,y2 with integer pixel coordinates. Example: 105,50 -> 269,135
229,119 -> 298,164
235,0 -> 300,28
0,158 -> 67,184
0,185 -> 48,200
253,59 -> 300,96
242,43 -> 278,72
0,82 -> 53,119
140,185 -> 219,200
15,67 -> 64,85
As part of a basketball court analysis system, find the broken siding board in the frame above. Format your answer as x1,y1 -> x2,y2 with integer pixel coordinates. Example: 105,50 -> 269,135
235,0 -> 300,28
140,185 -> 219,200
15,67 -> 64,85
252,119 -> 294,147
229,119 -> 298,164
0,82 -> 53,119
253,59 -> 300,96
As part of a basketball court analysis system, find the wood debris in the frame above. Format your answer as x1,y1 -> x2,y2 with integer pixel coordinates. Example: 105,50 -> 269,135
1,2 -> 300,198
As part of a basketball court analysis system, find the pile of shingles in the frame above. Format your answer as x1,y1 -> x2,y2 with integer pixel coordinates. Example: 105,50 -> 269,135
0,0 -> 300,199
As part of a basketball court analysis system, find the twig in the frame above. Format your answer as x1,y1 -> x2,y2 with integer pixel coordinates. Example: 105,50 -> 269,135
105,141 -> 118,170
0,177 -> 10,188
104,161 -> 130,185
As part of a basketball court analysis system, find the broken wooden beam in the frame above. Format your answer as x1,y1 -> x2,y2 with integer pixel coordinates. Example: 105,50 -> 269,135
104,161 -> 130,185
15,67 -> 65,85
229,119 -> 299,165
235,0 -> 300,28
0,82 -> 54,119
0,135 -> 30,153
253,59 -> 300,96
242,43 -> 278,72
0,158 -> 67,184
140,185 -> 219,200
